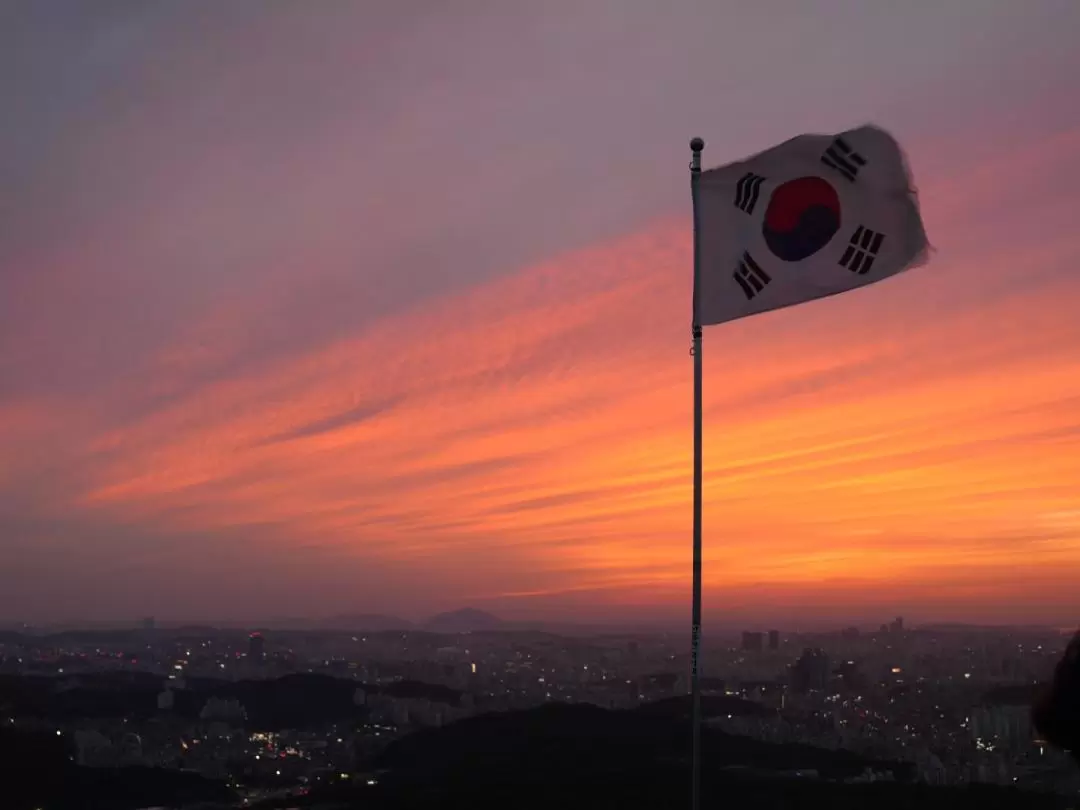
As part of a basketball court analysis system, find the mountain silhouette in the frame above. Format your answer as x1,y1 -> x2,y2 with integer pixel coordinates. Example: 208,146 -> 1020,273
338,703 -> 1062,810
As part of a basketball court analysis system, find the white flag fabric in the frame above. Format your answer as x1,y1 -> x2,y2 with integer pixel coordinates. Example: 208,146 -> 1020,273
695,125 -> 929,326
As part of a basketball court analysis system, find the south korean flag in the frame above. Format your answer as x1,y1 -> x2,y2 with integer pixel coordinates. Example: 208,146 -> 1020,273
695,125 -> 929,326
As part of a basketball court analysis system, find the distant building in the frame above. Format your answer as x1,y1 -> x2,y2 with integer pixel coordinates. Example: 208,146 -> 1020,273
914,749 -> 947,785
792,648 -> 830,693
74,730 -> 114,767
142,617 -> 155,632
891,616 -> 904,634
119,732 -> 144,765
200,697 -> 247,725
837,659 -> 864,690
741,631 -> 764,652
249,631 -> 265,662
971,705 -> 1033,752
767,630 -> 780,650
841,626 -> 860,640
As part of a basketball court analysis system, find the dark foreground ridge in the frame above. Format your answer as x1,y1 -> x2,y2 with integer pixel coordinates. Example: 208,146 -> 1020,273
0,726 -> 233,810
0,671 -> 460,730
2,672 -> 1069,810
262,703 -> 1067,810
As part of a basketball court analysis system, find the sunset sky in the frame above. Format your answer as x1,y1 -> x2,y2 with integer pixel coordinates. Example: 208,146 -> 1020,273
2,2 -> 1080,628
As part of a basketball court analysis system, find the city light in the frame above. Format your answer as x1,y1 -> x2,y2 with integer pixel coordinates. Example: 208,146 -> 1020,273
1,619 -> 1069,795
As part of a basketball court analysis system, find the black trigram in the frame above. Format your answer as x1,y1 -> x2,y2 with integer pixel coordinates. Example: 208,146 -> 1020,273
838,226 -> 885,275
821,137 -> 867,182
734,172 -> 766,214
733,251 -> 771,299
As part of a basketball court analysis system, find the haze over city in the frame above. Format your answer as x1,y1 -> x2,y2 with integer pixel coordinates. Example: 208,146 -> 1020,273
3,1 -> 1080,630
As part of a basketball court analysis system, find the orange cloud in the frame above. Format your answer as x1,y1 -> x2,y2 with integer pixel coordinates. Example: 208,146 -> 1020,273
4,125 -> 1080,624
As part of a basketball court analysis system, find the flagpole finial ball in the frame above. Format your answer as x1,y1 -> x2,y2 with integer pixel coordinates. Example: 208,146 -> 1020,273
690,137 -> 705,152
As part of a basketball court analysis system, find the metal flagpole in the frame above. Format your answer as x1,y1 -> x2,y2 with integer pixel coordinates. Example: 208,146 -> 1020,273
689,135 -> 705,810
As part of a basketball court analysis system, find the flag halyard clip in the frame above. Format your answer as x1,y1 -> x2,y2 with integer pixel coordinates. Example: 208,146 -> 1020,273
689,324 -> 701,356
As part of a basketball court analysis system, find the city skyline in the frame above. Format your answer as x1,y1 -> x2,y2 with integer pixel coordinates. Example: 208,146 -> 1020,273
2,3 -> 1080,624
6,618 -> 1075,803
